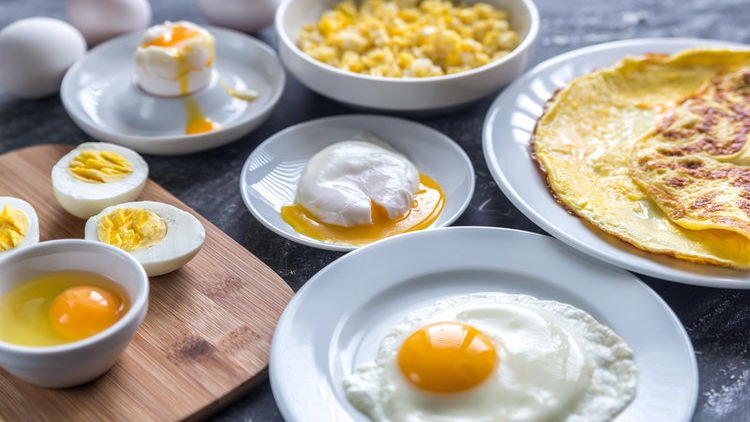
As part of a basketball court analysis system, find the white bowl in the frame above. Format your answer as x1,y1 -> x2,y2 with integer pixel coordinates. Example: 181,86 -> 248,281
275,0 -> 539,112
0,240 -> 149,388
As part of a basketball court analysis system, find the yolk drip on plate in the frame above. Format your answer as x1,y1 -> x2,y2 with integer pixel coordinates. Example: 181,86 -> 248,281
68,150 -> 133,183
184,96 -> 222,135
0,271 -> 129,346
397,321 -> 497,393
0,205 -> 28,251
280,173 -> 445,246
97,208 -> 168,252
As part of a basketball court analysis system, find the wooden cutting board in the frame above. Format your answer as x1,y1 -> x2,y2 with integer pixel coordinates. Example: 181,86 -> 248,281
0,144 -> 294,421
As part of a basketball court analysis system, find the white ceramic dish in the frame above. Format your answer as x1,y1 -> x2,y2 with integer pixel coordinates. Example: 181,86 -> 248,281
61,27 -> 285,155
240,115 -> 475,251
270,227 -> 698,421
275,0 -> 539,112
0,239 -> 148,388
483,38 -> 750,289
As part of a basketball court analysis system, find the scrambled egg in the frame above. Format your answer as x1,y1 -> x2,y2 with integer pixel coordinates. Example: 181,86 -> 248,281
297,0 -> 519,77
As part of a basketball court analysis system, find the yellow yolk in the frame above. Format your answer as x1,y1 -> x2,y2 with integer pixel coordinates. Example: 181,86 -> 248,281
0,271 -> 130,347
280,173 -> 445,245
49,286 -> 126,341
140,25 -> 201,49
184,97 -> 222,135
68,150 -> 133,183
397,321 -> 497,393
97,208 -> 168,252
0,205 -> 28,252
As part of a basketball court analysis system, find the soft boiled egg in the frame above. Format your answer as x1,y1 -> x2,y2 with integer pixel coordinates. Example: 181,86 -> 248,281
52,142 -> 148,219
343,293 -> 637,421
84,201 -> 205,276
281,137 -> 445,246
0,197 -> 39,253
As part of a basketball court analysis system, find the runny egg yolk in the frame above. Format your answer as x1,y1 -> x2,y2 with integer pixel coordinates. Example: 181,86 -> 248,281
280,173 -> 445,245
0,205 -> 28,252
140,25 -> 201,49
397,322 -> 497,393
97,208 -> 168,252
49,286 -> 126,341
184,97 -> 222,135
68,150 -> 133,183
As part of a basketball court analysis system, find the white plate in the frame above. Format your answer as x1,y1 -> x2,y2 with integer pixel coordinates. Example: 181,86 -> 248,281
240,115 -> 475,251
270,227 -> 698,421
61,27 -> 285,155
483,38 -> 750,288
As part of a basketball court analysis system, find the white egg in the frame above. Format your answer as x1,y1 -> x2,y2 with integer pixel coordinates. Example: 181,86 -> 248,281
0,17 -> 86,99
52,142 -> 148,219
295,137 -> 419,227
343,293 -> 637,422
67,0 -> 152,46
196,0 -> 279,33
0,197 -> 39,253
85,201 -> 206,277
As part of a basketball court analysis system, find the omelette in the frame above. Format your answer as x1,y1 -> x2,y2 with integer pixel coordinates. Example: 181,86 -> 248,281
532,49 -> 750,269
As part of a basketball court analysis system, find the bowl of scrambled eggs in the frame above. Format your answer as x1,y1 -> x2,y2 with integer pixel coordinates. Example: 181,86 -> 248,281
275,0 -> 539,112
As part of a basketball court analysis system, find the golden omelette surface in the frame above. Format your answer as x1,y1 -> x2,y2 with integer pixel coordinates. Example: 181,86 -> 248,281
532,49 -> 750,269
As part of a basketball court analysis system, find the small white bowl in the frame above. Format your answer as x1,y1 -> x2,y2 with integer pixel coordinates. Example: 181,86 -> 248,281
0,239 -> 149,388
275,0 -> 539,112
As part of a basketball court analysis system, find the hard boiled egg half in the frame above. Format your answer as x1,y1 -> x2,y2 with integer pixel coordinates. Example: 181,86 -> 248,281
0,197 -> 39,253
85,201 -> 205,276
52,142 -> 148,219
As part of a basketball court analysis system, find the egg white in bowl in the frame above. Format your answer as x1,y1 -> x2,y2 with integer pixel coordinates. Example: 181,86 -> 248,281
344,292 -> 637,421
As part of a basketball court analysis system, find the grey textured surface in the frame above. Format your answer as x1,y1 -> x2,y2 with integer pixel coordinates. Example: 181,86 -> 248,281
1,0 -> 749,420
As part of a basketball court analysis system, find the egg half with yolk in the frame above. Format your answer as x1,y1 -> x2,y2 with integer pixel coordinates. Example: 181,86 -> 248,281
52,142 -> 148,219
0,197 -> 39,254
343,293 -> 637,421
84,201 -> 205,276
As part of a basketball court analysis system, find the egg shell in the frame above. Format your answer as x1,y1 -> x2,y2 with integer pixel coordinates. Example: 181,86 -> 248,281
0,17 -> 86,99
196,0 -> 279,33
67,0 -> 152,46
0,197 -> 39,253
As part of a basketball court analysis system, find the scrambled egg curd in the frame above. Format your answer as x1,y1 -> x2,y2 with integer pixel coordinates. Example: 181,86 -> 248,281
298,0 -> 519,77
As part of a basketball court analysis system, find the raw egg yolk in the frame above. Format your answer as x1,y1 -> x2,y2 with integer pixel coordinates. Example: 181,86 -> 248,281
97,208 -> 168,252
49,286 -> 126,341
68,150 -> 133,183
0,205 -> 28,252
397,322 -> 497,393
140,25 -> 201,49
280,173 -> 445,246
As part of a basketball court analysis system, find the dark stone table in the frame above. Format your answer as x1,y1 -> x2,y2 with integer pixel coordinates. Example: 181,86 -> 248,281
1,0 -> 749,420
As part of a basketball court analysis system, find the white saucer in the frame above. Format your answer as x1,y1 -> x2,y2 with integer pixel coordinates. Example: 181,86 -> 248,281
483,38 -> 750,288
240,115 -> 475,251
270,227 -> 698,421
61,27 -> 285,155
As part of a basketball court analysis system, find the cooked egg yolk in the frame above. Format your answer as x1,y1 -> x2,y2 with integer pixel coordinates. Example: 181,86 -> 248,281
0,205 -> 28,252
97,208 -> 168,252
140,25 -> 201,49
280,173 -> 445,245
397,322 -> 497,393
68,150 -> 133,183
49,286 -> 126,341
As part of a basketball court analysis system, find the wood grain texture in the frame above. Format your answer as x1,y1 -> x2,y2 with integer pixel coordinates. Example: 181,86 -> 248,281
0,144 -> 294,421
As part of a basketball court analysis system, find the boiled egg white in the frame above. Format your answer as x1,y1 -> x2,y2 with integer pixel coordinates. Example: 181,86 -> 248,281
343,293 -> 637,421
52,142 -> 148,219
0,197 -> 39,253
85,201 -> 205,276
135,21 -> 215,97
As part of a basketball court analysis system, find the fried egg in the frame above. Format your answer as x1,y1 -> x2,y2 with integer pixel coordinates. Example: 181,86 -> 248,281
84,201 -> 205,276
52,142 -> 148,219
343,293 -> 637,421
0,197 -> 39,253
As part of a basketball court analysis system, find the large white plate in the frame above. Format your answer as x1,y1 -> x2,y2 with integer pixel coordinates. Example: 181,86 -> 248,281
240,114 -> 475,251
270,227 -> 698,421
483,38 -> 750,288
61,27 -> 284,155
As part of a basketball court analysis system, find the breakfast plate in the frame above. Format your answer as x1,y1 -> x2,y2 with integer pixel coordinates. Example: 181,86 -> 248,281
483,38 -> 750,288
240,114 -> 475,251
270,227 -> 698,421
61,26 -> 284,155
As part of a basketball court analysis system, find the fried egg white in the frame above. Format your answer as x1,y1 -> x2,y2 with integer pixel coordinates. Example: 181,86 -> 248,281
343,293 -> 637,422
